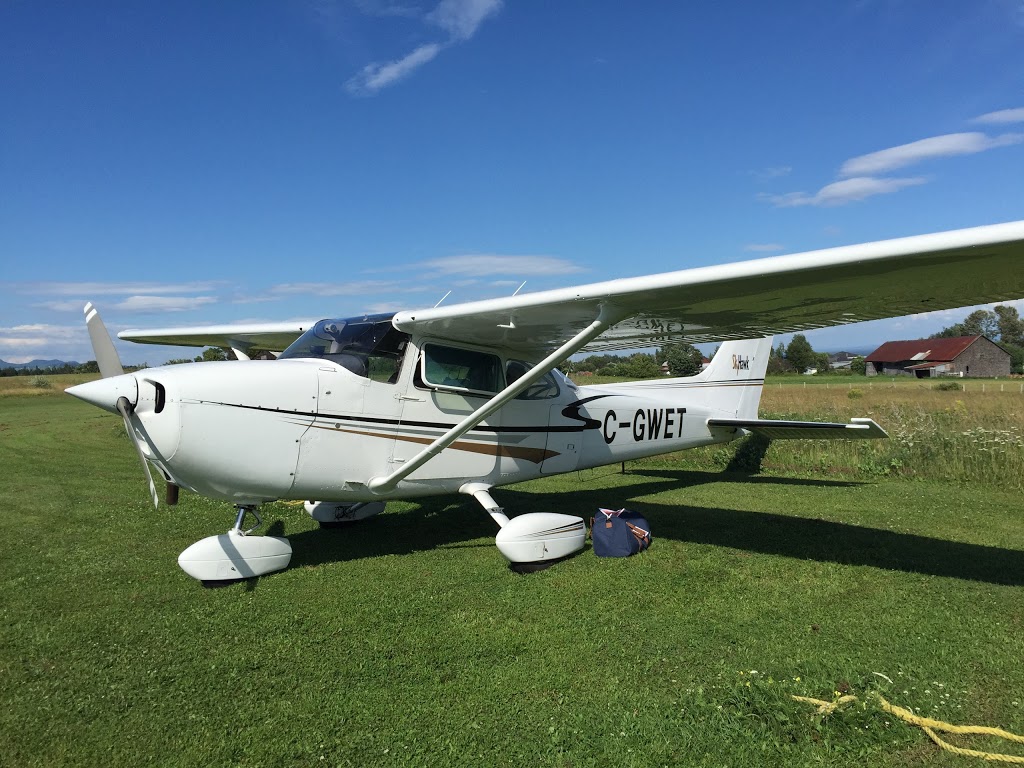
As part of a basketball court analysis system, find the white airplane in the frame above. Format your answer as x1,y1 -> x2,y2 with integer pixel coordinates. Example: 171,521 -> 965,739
67,221 -> 1024,583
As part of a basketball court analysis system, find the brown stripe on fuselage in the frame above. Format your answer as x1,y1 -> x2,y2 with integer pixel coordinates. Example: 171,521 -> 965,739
306,423 -> 559,464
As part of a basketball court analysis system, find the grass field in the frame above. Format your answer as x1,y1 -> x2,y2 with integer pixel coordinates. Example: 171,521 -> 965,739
2,379 -> 1024,766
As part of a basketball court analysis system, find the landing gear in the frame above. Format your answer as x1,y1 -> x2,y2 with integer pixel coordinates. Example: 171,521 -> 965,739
177,504 -> 292,585
304,500 -> 386,527
461,483 -> 586,571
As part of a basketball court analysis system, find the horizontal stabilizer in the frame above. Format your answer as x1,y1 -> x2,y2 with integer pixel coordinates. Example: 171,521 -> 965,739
707,416 -> 887,441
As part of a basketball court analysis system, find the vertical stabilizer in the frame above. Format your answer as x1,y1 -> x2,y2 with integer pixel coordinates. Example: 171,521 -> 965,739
696,336 -> 773,418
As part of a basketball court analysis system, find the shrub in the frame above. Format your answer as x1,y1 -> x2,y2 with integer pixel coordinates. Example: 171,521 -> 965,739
29,376 -> 51,389
847,388 -> 863,400
933,380 -> 963,391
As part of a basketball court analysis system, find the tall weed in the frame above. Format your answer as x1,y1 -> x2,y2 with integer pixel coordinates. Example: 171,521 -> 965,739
640,384 -> 1024,490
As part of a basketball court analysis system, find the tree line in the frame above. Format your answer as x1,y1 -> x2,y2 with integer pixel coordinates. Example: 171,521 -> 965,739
767,335 -> 866,375
0,347 -> 233,377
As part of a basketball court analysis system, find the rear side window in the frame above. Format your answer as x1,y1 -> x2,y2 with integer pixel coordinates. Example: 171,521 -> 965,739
421,344 -> 503,395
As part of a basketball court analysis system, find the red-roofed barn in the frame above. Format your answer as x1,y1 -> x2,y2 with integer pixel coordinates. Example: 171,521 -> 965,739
865,335 -> 1009,378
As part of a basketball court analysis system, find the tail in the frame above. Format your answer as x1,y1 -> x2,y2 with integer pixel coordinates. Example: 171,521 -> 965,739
697,336 -> 773,418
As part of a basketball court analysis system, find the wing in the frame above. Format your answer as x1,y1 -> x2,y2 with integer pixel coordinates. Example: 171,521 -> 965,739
392,221 -> 1024,355
118,321 -> 317,353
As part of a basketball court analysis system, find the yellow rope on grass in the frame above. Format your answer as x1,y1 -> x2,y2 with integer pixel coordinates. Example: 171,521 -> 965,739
791,694 -> 858,715
792,693 -> 1024,764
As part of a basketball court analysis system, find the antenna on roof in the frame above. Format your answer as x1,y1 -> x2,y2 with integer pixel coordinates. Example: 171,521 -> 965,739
512,281 -> 526,296
434,290 -> 452,308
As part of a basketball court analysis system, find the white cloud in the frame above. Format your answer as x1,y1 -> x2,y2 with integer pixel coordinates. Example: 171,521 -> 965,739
764,176 -> 927,207
0,323 -> 85,338
426,0 -> 502,41
0,336 -> 48,348
21,281 -> 221,296
419,254 -> 586,276
345,43 -> 442,95
271,280 -> 400,296
840,132 -> 1024,176
972,108 -> 1024,125
743,243 -> 785,253
361,301 -> 404,314
0,323 -> 89,362
111,296 -> 218,312
762,121 -> 1024,210
345,0 -> 502,95
230,294 -> 284,304
33,300 -> 93,312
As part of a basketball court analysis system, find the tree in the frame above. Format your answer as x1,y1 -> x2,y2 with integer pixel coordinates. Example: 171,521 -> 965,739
813,352 -> 832,375
785,334 -> 816,373
194,347 -> 229,362
571,353 -> 625,373
766,355 -> 794,374
618,353 -> 661,379
659,342 -> 703,376
850,356 -> 866,375
995,305 -> 1024,347
932,308 -> 999,339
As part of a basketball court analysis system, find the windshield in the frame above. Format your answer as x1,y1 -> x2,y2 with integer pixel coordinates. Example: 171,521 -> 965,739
280,314 -> 409,382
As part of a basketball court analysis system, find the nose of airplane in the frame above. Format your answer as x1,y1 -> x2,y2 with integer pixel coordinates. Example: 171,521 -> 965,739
66,373 -> 139,414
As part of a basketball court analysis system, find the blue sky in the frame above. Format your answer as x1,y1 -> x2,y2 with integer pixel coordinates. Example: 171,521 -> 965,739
2,0 -> 1023,365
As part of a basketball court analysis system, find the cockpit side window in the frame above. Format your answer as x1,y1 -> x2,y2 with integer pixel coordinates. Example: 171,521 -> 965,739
279,314 -> 410,385
367,327 -> 409,384
421,344 -> 503,395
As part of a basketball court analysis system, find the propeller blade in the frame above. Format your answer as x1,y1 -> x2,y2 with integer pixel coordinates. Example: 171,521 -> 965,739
84,302 -> 124,379
116,396 -> 159,509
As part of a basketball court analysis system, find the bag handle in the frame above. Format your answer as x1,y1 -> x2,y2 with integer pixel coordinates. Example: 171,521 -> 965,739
624,521 -> 650,543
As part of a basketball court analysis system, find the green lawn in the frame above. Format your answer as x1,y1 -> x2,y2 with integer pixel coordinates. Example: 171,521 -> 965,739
2,393 -> 1023,766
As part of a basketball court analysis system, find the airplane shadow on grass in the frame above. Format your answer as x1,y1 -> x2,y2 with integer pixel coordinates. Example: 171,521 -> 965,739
283,469 -> 1024,587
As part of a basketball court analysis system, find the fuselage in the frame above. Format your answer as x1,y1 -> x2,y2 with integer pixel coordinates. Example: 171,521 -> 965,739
67,343 -> 759,506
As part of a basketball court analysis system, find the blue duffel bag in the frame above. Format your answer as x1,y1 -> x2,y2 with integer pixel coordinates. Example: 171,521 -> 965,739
591,508 -> 652,557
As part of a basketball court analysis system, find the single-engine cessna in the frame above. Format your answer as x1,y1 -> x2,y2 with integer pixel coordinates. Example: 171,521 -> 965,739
67,221 -> 1024,583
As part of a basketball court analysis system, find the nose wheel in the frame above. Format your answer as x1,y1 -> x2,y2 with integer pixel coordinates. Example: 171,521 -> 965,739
177,504 -> 292,586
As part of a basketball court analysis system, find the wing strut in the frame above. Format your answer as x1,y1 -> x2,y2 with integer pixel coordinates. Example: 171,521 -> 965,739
367,304 -> 624,495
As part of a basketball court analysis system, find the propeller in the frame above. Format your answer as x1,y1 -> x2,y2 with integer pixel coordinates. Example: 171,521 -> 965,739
84,302 -> 125,379
116,395 -> 160,509
82,303 -> 160,509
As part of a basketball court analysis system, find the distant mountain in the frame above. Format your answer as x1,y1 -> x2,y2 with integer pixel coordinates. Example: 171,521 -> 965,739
823,346 -> 874,357
0,359 -> 80,370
